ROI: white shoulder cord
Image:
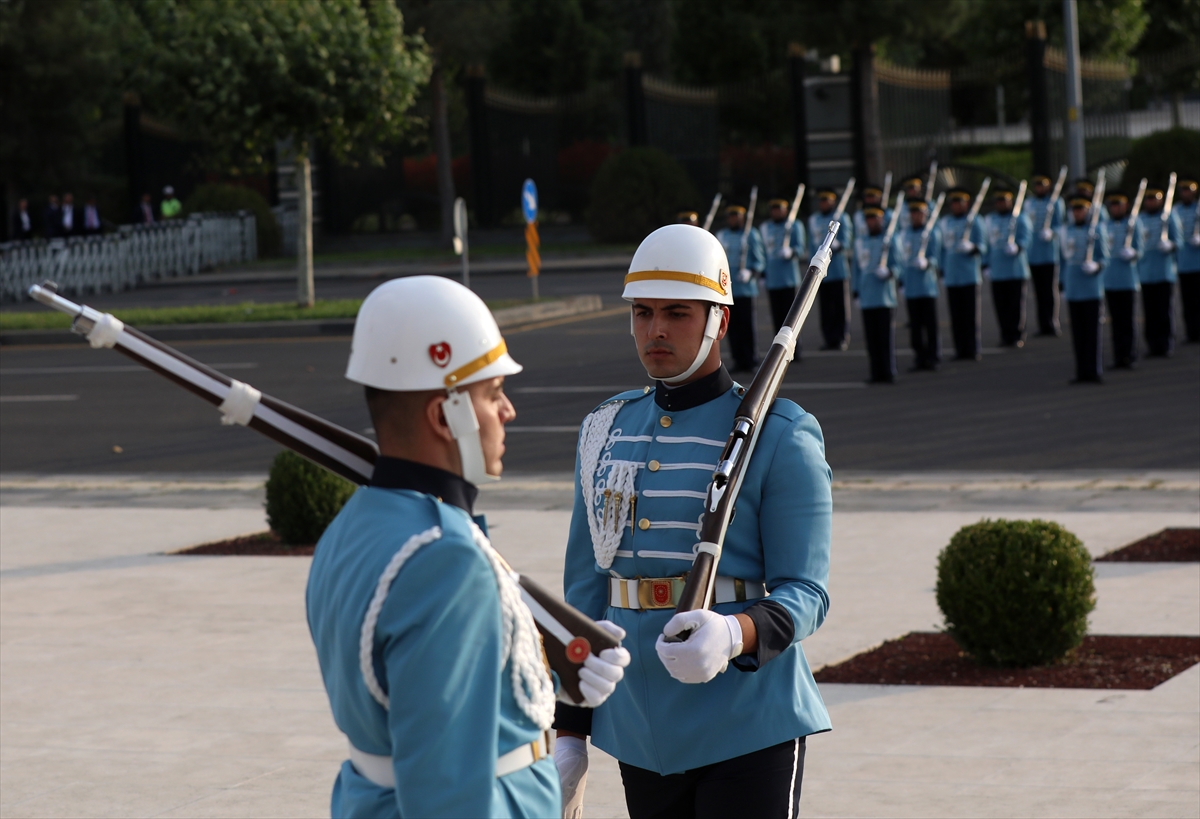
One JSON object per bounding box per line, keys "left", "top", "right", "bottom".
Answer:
{"left": 579, "top": 401, "right": 639, "bottom": 569}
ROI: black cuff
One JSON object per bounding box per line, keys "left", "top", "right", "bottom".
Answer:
{"left": 553, "top": 702, "right": 592, "bottom": 735}
{"left": 731, "top": 599, "right": 795, "bottom": 672}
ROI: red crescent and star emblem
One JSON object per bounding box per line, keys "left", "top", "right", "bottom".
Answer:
{"left": 566, "top": 637, "right": 591, "bottom": 663}
{"left": 718, "top": 270, "right": 730, "bottom": 294}
{"left": 428, "top": 342, "right": 452, "bottom": 367}
{"left": 652, "top": 580, "right": 672, "bottom": 606}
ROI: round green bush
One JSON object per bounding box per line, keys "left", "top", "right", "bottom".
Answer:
{"left": 935, "top": 519, "right": 1096, "bottom": 667}
{"left": 183, "top": 183, "right": 282, "bottom": 257}
{"left": 1121, "top": 128, "right": 1200, "bottom": 191}
{"left": 265, "top": 451, "right": 356, "bottom": 545}
{"left": 586, "top": 147, "right": 699, "bottom": 243}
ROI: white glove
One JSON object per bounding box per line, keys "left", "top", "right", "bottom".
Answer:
{"left": 916, "top": 255, "right": 929, "bottom": 271}
{"left": 655, "top": 610, "right": 743, "bottom": 684}
{"left": 1189, "top": 234, "right": 1200, "bottom": 247}
{"left": 782, "top": 245, "right": 794, "bottom": 260}
{"left": 1004, "top": 241, "right": 1019, "bottom": 256}
{"left": 1081, "top": 260, "right": 1100, "bottom": 275}
{"left": 737, "top": 268, "right": 753, "bottom": 283}
{"left": 1040, "top": 227, "right": 1054, "bottom": 242}
{"left": 1158, "top": 239, "right": 1175, "bottom": 254}
{"left": 554, "top": 736, "right": 588, "bottom": 819}
{"left": 873, "top": 265, "right": 890, "bottom": 280}
{"left": 558, "top": 620, "right": 630, "bottom": 708}
{"left": 957, "top": 241, "right": 975, "bottom": 255}
{"left": 831, "top": 239, "right": 843, "bottom": 252}
{"left": 1119, "top": 246, "right": 1137, "bottom": 261}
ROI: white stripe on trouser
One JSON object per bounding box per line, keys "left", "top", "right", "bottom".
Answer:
{"left": 787, "top": 738, "right": 800, "bottom": 819}
{"left": 347, "top": 734, "right": 547, "bottom": 789}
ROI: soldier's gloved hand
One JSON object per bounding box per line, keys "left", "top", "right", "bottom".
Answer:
{"left": 1005, "top": 241, "right": 1020, "bottom": 256}
{"left": 1158, "top": 239, "right": 1176, "bottom": 254}
{"left": 1119, "top": 246, "right": 1137, "bottom": 261}
{"left": 1040, "top": 227, "right": 1054, "bottom": 242}
{"left": 554, "top": 736, "right": 588, "bottom": 819}
{"left": 655, "top": 610, "right": 743, "bottom": 684}
{"left": 560, "top": 620, "right": 630, "bottom": 708}
{"left": 957, "top": 240, "right": 976, "bottom": 255}
{"left": 873, "top": 265, "right": 890, "bottom": 280}
{"left": 916, "top": 256, "right": 930, "bottom": 271}
{"left": 782, "top": 245, "right": 794, "bottom": 260}
{"left": 1081, "top": 260, "right": 1100, "bottom": 275}
{"left": 737, "top": 268, "right": 753, "bottom": 283}
{"left": 831, "top": 239, "right": 843, "bottom": 252}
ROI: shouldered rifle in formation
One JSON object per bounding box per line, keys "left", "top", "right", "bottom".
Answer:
{"left": 1083, "top": 171, "right": 1107, "bottom": 267}
{"left": 1005, "top": 179, "right": 1029, "bottom": 248}
{"left": 1041, "top": 165, "right": 1070, "bottom": 236}
{"left": 665, "top": 220, "right": 841, "bottom": 640}
{"left": 877, "top": 192, "right": 905, "bottom": 274}
{"left": 880, "top": 171, "right": 893, "bottom": 213}
{"left": 1161, "top": 172, "right": 1178, "bottom": 244}
{"left": 917, "top": 192, "right": 947, "bottom": 266}
{"left": 925, "top": 160, "right": 938, "bottom": 206}
{"left": 963, "top": 176, "right": 992, "bottom": 241}
{"left": 780, "top": 183, "right": 806, "bottom": 255}
{"left": 26, "top": 282, "right": 617, "bottom": 705}
{"left": 1125, "top": 178, "right": 1148, "bottom": 251}
{"left": 832, "top": 177, "right": 856, "bottom": 222}
{"left": 703, "top": 193, "right": 722, "bottom": 231}
{"left": 739, "top": 186, "right": 759, "bottom": 271}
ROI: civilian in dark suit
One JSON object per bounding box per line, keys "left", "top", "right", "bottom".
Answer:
{"left": 12, "top": 198, "right": 34, "bottom": 240}
{"left": 133, "top": 192, "right": 155, "bottom": 225}
{"left": 60, "top": 193, "right": 80, "bottom": 236}
{"left": 82, "top": 196, "right": 103, "bottom": 235}
{"left": 44, "top": 195, "right": 62, "bottom": 238}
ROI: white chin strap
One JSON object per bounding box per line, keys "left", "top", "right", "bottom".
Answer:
{"left": 640, "top": 304, "right": 724, "bottom": 386}
{"left": 442, "top": 389, "right": 500, "bottom": 485}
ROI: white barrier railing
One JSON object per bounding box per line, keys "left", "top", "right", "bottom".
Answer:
{"left": 0, "top": 211, "right": 257, "bottom": 302}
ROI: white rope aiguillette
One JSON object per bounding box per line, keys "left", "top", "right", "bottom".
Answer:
{"left": 579, "top": 401, "right": 638, "bottom": 569}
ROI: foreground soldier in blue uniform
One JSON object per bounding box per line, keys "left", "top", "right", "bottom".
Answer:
{"left": 1137, "top": 188, "right": 1182, "bottom": 357}
{"left": 940, "top": 188, "right": 988, "bottom": 360}
{"left": 1103, "top": 192, "right": 1143, "bottom": 369}
{"left": 897, "top": 198, "right": 943, "bottom": 371}
{"left": 307, "top": 277, "right": 630, "bottom": 818}
{"left": 983, "top": 189, "right": 1033, "bottom": 347}
{"left": 1060, "top": 197, "right": 1110, "bottom": 383}
{"left": 808, "top": 188, "right": 854, "bottom": 350}
{"left": 854, "top": 206, "right": 900, "bottom": 383}
{"left": 554, "top": 224, "right": 832, "bottom": 818}
{"left": 1026, "top": 174, "right": 1065, "bottom": 336}
{"left": 1177, "top": 180, "right": 1200, "bottom": 342}
{"left": 716, "top": 205, "right": 766, "bottom": 372}
{"left": 761, "top": 198, "right": 808, "bottom": 336}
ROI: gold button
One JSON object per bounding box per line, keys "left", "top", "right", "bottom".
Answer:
{"left": 648, "top": 460, "right": 660, "bottom": 471}
{"left": 660, "top": 416, "right": 672, "bottom": 428}
{"left": 638, "top": 518, "right": 651, "bottom": 531}
{"left": 643, "top": 386, "right": 651, "bottom": 394}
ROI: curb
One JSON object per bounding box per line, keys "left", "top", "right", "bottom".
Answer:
{"left": 0, "top": 294, "right": 603, "bottom": 346}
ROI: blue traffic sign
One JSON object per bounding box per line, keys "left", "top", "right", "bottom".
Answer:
{"left": 521, "top": 179, "right": 538, "bottom": 224}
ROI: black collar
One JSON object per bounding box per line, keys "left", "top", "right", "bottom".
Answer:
{"left": 655, "top": 366, "right": 734, "bottom": 412}
{"left": 370, "top": 456, "right": 477, "bottom": 514}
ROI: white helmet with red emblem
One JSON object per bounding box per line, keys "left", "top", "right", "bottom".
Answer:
{"left": 622, "top": 224, "right": 732, "bottom": 384}
{"left": 346, "top": 276, "right": 521, "bottom": 483}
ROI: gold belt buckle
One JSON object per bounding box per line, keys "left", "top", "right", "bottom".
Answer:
{"left": 637, "top": 576, "right": 685, "bottom": 609}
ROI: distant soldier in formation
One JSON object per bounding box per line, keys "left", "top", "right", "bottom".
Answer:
{"left": 1137, "top": 188, "right": 1181, "bottom": 358}
{"left": 901, "top": 176, "right": 924, "bottom": 202}
{"left": 809, "top": 188, "right": 854, "bottom": 351}
{"left": 897, "top": 198, "right": 943, "bottom": 372}
{"left": 1103, "top": 191, "right": 1142, "bottom": 369}
{"left": 678, "top": 211, "right": 700, "bottom": 227}
{"left": 940, "top": 188, "right": 988, "bottom": 361}
{"left": 853, "top": 206, "right": 899, "bottom": 383}
{"left": 1060, "top": 195, "right": 1109, "bottom": 383}
{"left": 717, "top": 205, "right": 766, "bottom": 372}
{"left": 1026, "top": 174, "right": 1065, "bottom": 336}
{"left": 852, "top": 184, "right": 888, "bottom": 239}
{"left": 983, "top": 188, "right": 1032, "bottom": 347}
{"left": 1173, "top": 179, "right": 1200, "bottom": 342}
{"left": 760, "top": 197, "right": 807, "bottom": 337}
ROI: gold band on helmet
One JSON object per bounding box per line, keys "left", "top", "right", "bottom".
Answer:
{"left": 624, "top": 269, "right": 729, "bottom": 296}
{"left": 445, "top": 339, "right": 509, "bottom": 387}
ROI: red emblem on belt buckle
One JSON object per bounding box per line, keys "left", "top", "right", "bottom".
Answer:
{"left": 566, "top": 637, "right": 590, "bottom": 663}
{"left": 652, "top": 580, "right": 671, "bottom": 606}
{"left": 429, "top": 342, "right": 452, "bottom": 367}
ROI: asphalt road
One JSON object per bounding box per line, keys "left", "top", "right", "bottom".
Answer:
{"left": 2, "top": 270, "right": 1198, "bottom": 475}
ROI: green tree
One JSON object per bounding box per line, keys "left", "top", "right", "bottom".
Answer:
{"left": 1134, "top": 0, "right": 1200, "bottom": 126}
{"left": 133, "top": 0, "right": 430, "bottom": 306}
{"left": 488, "top": 0, "right": 608, "bottom": 95}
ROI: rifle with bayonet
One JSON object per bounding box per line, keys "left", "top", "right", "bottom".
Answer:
{"left": 703, "top": 193, "right": 723, "bottom": 232}
{"left": 959, "top": 176, "right": 992, "bottom": 247}
{"left": 1005, "top": 179, "right": 1028, "bottom": 248}
{"left": 876, "top": 192, "right": 905, "bottom": 276}
{"left": 780, "top": 183, "right": 806, "bottom": 256}
{"left": 917, "top": 192, "right": 947, "bottom": 268}
{"left": 25, "top": 282, "right": 617, "bottom": 705}
{"left": 738, "top": 186, "right": 759, "bottom": 273}
{"left": 1124, "top": 178, "right": 1148, "bottom": 252}
{"left": 1040, "top": 165, "right": 1069, "bottom": 241}
{"left": 925, "top": 160, "right": 938, "bottom": 206}
{"left": 666, "top": 221, "right": 841, "bottom": 636}
{"left": 833, "top": 178, "right": 856, "bottom": 223}
{"left": 1160, "top": 172, "right": 1178, "bottom": 246}
{"left": 880, "top": 171, "right": 893, "bottom": 214}
{"left": 1083, "top": 171, "right": 1107, "bottom": 271}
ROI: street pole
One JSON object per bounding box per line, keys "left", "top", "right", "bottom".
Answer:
{"left": 1062, "top": 0, "right": 1086, "bottom": 180}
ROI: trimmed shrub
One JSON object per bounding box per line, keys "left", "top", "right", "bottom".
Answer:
{"left": 1121, "top": 128, "right": 1200, "bottom": 191}
{"left": 586, "top": 147, "right": 699, "bottom": 243}
{"left": 183, "top": 183, "right": 282, "bottom": 257}
{"left": 936, "top": 519, "right": 1096, "bottom": 667}
{"left": 265, "top": 451, "right": 356, "bottom": 545}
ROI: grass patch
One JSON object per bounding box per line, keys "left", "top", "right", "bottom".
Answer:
{"left": 956, "top": 146, "right": 1033, "bottom": 182}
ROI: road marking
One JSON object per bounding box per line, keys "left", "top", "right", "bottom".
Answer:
{"left": 505, "top": 425, "right": 580, "bottom": 433}
{"left": 504, "top": 306, "right": 628, "bottom": 334}
{"left": 0, "top": 363, "right": 257, "bottom": 375}
{"left": 0, "top": 394, "right": 79, "bottom": 402}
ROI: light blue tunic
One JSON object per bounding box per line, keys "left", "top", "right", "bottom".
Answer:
{"left": 564, "top": 388, "right": 832, "bottom": 775}
{"left": 1026, "top": 196, "right": 1064, "bottom": 266}
{"left": 807, "top": 211, "right": 854, "bottom": 281}
{"left": 760, "top": 219, "right": 807, "bottom": 289}
{"left": 939, "top": 214, "right": 989, "bottom": 287}
{"left": 1104, "top": 218, "right": 1143, "bottom": 292}
{"left": 1059, "top": 221, "right": 1110, "bottom": 301}
{"left": 983, "top": 212, "right": 1032, "bottom": 281}
{"left": 308, "top": 489, "right": 561, "bottom": 819}
{"left": 896, "top": 223, "right": 942, "bottom": 299}
{"left": 1177, "top": 201, "right": 1200, "bottom": 274}
{"left": 716, "top": 227, "right": 766, "bottom": 297}
{"left": 852, "top": 231, "right": 899, "bottom": 309}
{"left": 1137, "top": 212, "right": 1183, "bottom": 284}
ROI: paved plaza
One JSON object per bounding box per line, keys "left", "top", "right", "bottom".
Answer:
{"left": 1, "top": 475, "right": 1197, "bottom": 818}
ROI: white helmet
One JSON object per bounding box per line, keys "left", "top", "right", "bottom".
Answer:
{"left": 622, "top": 224, "right": 731, "bottom": 384}
{"left": 346, "top": 276, "right": 522, "bottom": 484}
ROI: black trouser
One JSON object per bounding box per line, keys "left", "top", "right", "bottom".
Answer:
{"left": 906, "top": 296, "right": 940, "bottom": 369}
{"left": 946, "top": 284, "right": 980, "bottom": 359}
{"left": 767, "top": 287, "right": 799, "bottom": 357}
{"left": 1178, "top": 271, "right": 1200, "bottom": 342}
{"left": 818, "top": 279, "right": 849, "bottom": 349}
{"left": 861, "top": 306, "right": 896, "bottom": 382}
{"left": 991, "top": 279, "right": 1027, "bottom": 346}
{"left": 1141, "top": 281, "right": 1175, "bottom": 357}
{"left": 1030, "top": 262, "right": 1060, "bottom": 335}
{"left": 620, "top": 737, "right": 806, "bottom": 819}
{"left": 1105, "top": 289, "right": 1137, "bottom": 367}
{"left": 728, "top": 295, "right": 758, "bottom": 371}
{"left": 1068, "top": 299, "right": 1103, "bottom": 381}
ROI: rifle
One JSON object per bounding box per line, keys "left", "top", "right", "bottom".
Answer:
{"left": 1083, "top": 171, "right": 1107, "bottom": 269}
{"left": 925, "top": 160, "right": 938, "bottom": 206}
{"left": 833, "top": 178, "right": 856, "bottom": 222}
{"left": 876, "top": 192, "right": 905, "bottom": 275}
{"left": 880, "top": 171, "right": 893, "bottom": 213}
{"left": 1041, "top": 165, "right": 1069, "bottom": 236}
{"left": 780, "top": 183, "right": 806, "bottom": 256}
{"left": 666, "top": 221, "right": 841, "bottom": 635}
{"left": 1160, "top": 172, "right": 1178, "bottom": 245}
{"left": 702, "top": 193, "right": 722, "bottom": 231}
{"left": 960, "top": 176, "right": 991, "bottom": 245}
{"left": 738, "top": 186, "right": 759, "bottom": 272}
{"left": 25, "top": 282, "right": 618, "bottom": 705}
{"left": 917, "top": 192, "right": 947, "bottom": 267}
{"left": 1124, "top": 178, "right": 1148, "bottom": 252}
{"left": 1005, "top": 179, "right": 1029, "bottom": 248}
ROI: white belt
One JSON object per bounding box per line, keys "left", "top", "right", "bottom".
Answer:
{"left": 347, "top": 732, "right": 548, "bottom": 789}
{"left": 609, "top": 575, "right": 767, "bottom": 610}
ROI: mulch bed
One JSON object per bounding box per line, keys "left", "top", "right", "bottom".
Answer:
{"left": 814, "top": 632, "right": 1200, "bottom": 690}
{"left": 1095, "top": 528, "right": 1199, "bottom": 562}
{"left": 171, "top": 530, "right": 314, "bottom": 556}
